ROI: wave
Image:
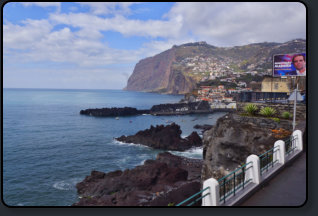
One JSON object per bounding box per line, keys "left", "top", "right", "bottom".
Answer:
{"left": 53, "top": 178, "right": 82, "bottom": 191}
{"left": 168, "top": 147, "right": 203, "bottom": 159}
{"left": 112, "top": 139, "right": 152, "bottom": 149}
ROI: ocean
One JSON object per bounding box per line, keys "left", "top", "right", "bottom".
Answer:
{"left": 2, "top": 88, "right": 227, "bottom": 206}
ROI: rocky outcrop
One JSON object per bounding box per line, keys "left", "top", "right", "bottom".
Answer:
{"left": 80, "top": 101, "right": 213, "bottom": 117}
{"left": 150, "top": 101, "right": 211, "bottom": 115}
{"left": 80, "top": 107, "right": 150, "bottom": 117}
{"left": 73, "top": 152, "right": 202, "bottom": 206}
{"left": 116, "top": 123, "right": 202, "bottom": 151}
{"left": 201, "top": 113, "right": 292, "bottom": 181}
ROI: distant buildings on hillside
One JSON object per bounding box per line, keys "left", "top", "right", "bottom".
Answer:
{"left": 192, "top": 75, "right": 306, "bottom": 107}
{"left": 196, "top": 85, "right": 252, "bottom": 103}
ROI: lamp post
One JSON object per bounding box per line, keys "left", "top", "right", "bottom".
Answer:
{"left": 292, "top": 84, "right": 298, "bottom": 131}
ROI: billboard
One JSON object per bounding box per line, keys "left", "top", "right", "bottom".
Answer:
{"left": 273, "top": 53, "right": 306, "bottom": 77}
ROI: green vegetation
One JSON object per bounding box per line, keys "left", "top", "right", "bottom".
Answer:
{"left": 168, "top": 202, "right": 175, "bottom": 206}
{"left": 198, "top": 78, "right": 238, "bottom": 89}
{"left": 259, "top": 107, "right": 277, "bottom": 117}
{"left": 229, "top": 64, "right": 244, "bottom": 72}
{"left": 270, "top": 117, "right": 280, "bottom": 123}
{"left": 239, "top": 60, "right": 249, "bottom": 70}
{"left": 244, "top": 104, "right": 258, "bottom": 115}
{"left": 282, "top": 111, "right": 292, "bottom": 119}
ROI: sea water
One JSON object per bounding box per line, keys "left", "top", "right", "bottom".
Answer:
{"left": 3, "top": 88, "right": 227, "bottom": 206}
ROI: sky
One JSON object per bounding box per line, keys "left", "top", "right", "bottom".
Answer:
{"left": 3, "top": 2, "right": 306, "bottom": 89}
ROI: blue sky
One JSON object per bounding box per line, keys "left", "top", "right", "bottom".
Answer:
{"left": 3, "top": 2, "right": 306, "bottom": 89}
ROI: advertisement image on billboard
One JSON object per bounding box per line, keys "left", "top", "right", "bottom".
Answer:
{"left": 273, "top": 53, "right": 306, "bottom": 77}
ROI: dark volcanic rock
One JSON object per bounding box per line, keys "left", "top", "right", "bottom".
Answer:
{"left": 80, "top": 107, "right": 150, "bottom": 117}
{"left": 116, "top": 123, "right": 202, "bottom": 151}
{"left": 150, "top": 101, "right": 211, "bottom": 114}
{"left": 194, "top": 124, "right": 213, "bottom": 132}
{"left": 201, "top": 113, "right": 292, "bottom": 181}
{"left": 73, "top": 152, "right": 203, "bottom": 206}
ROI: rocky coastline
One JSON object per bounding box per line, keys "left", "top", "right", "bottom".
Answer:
{"left": 74, "top": 109, "right": 305, "bottom": 206}
{"left": 116, "top": 123, "right": 202, "bottom": 151}
{"left": 73, "top": 152, "right": 202, "bottom": 206}
{"left": 79, "top": 101, "right": 229, "bottom": 117}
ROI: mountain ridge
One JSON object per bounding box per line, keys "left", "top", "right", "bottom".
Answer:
{"left": 125, "top": 39, "right": 306, "bottom": 94}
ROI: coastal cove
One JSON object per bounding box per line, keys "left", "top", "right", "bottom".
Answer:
{"left": 3, "top": 88, "right": 227, "bottom": 206}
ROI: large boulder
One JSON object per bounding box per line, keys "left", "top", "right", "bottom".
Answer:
{"left": 73, "top": 152, "right": 203, "bottom": 206}
{"left": 201, "top": 113, "right": 292, "bottom": 181}
{"left": 116, "top": 123, "right": 202, "bottom": 151}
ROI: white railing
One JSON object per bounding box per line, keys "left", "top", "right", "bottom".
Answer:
{"left": 202, "top": 129, "right": 303, "bottom": 206}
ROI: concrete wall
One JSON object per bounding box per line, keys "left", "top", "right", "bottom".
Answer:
{"left": 261, "top": 76, "right": 306, "bottom": 92}
{"left": 261, "top": 77, "right": 291, "bottom": 93}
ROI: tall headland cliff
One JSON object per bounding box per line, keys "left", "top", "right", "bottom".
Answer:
{"left": 125, "top": 39, "right": 306, "bottom": 94}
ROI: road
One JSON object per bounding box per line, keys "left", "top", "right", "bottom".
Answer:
{"left": 240, "top": 152, "right": 306, "bottom": 206}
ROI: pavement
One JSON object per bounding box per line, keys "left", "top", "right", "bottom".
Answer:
{"left": 240, "top": 151, "right": 307, "bottom": 206}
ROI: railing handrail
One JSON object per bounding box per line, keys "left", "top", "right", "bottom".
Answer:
{"left": 258, "top": 145, "right": 279, "bottom": 158}
{"left": 217, "top": 161, "right": 252, "bottom": 183}
{"left": 174, "top": 130, "right": 303, "bottom": 206}
{"left": 176, "top": 187, "right": 210, "bottom": 206}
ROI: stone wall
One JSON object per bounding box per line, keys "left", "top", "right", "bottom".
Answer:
{"left": 236, "top": 102, "right": 306, "bottom": 120}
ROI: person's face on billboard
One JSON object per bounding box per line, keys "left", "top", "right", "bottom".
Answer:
{"left": 293, "top": 55, "right": 306, "bottom": 71}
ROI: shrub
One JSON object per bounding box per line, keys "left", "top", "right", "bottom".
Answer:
{"left": 168, "top": 202, "right": 175, "bottom": 206}
{"left": 259, "top": 107, "right": 276, "bottom": 117}
{"left": 243, "top": 104, "right": 258, "bottom": 115}
{"left": 270, "top": 117, "right": 280, "bottom": 123}
{"left": 282, "top": 111, "right": 292, "bottom": 119}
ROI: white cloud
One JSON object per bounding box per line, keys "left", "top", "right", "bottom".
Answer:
{"left": 166, "top": 2, "right": 306, "bottom": 46}
{"left": 49, "top": 13, "right": 182, "bottom": 38}
{"left": 4, "top": 21, "right": 143, "bottom": 67}
{"left": 4, "top": 19, "right": 53, "bottom": 50}
{"left": 20, "top": 2, "right": 61, "bottom": 8}
{"left": 20, "top": 2, "right": 61, "bottom": 13}
{"left": 3, "top": 2, "right": 306, "bottom": 89}
{"left": 76, "top": 2, "right": 137, "bottom": 15}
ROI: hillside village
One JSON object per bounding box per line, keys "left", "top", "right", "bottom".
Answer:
{"left": 175, "top": 55, "right": 269, "bottom": 83}
{"left": 126, "top": 39, "right": 306, "bottom": 99}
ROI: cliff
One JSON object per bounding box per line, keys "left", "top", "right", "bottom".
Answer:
{"left": 125, "top": 47, "right": 197, "bottom": 94}
{"left": 125, "top": 39, "right": 305, "bottom": 94}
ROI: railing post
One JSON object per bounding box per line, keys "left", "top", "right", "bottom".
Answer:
{"left": 202, "top": 178, "right": 220, "bottom": 206}
{"left": 292, "top": 130, "right": 303, "bottom": 151}
{"left": 273, "top": 140, "right": 285, "bottom": 164}
{"left": 245, "top": 154, "right": 261, "bottom": 184}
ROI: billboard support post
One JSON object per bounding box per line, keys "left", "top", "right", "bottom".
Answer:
{"left": 292, "top": 83, "right": 298, "bottom": 131}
